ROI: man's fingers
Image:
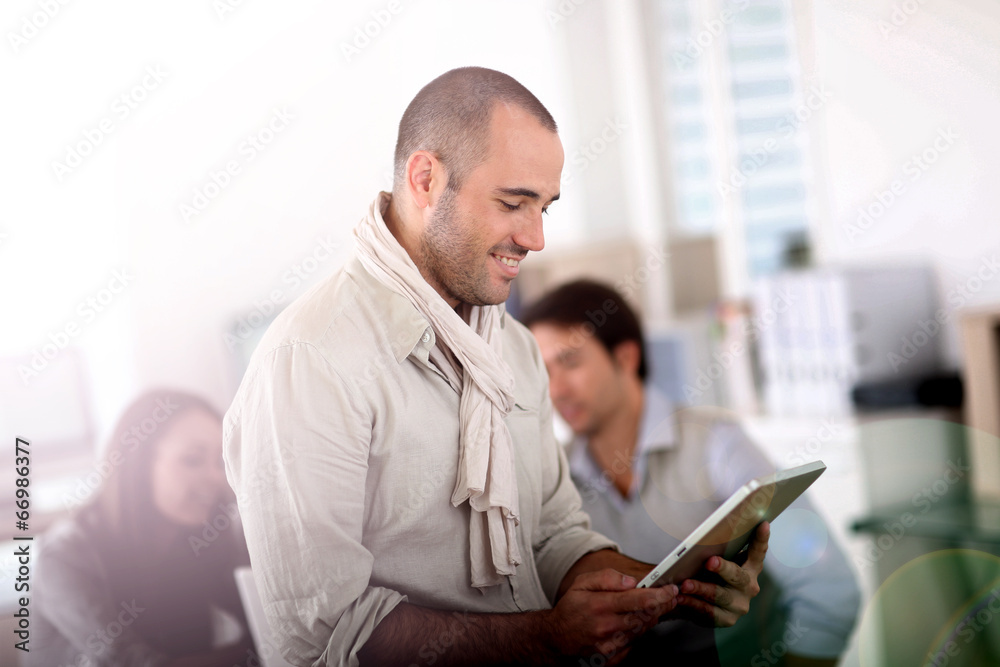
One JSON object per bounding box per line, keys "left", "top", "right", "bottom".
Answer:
{"left": 744, "top": 521, "right": 770, "bottom": 575}
{"left": 573, "top": 568, "right": 639, "bottom": 592}
{"left": 674, "top": 593, "right": 742, "bottom": 628}
{"left": 672, "top": 594, "right": 725, "bottom": 627}
{"left": 680, "top": 578, "right": 730, "bottom": 607}
{"left": 707, "top": 555, "right": 752, "bottom": 590}
{"left": 606, "top": 585, "right": 679, "bottom": 616}
{"left": 679, "top": 577, "right": 751, "bottom": 616}
{"left": 569, "top": 570, "right": 679, "bottom": 623}
{"left": 671, "top": 525, "right": 770, "bottom": 629}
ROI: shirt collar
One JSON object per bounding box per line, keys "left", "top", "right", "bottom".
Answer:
{"left": 346, "top": 254, "right": 434, "bottom": 363}
{"left": 344, "top": 193, "right": 437, "bottom": 365}
{"left": 636, "top": 384, "right": 678, "bottom": 455}
{"left": 346, "top": 192, "right": 510, "bottom": 367}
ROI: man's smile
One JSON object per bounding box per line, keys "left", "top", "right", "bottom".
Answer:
{"left": 490, "top": 251, "right": 526, "bottom": 277}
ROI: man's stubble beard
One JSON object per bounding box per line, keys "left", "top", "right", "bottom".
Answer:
{"left": 419, "top": 186, "right": 511, "bottom": 307}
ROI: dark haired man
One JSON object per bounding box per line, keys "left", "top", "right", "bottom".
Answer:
{"left": 224, "top": 68, "right": 768, "bottom": 666}
{"left": 522, "top": 279, "right": 860, "bottom": 666}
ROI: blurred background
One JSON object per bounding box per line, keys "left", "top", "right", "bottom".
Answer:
{"left": 3, "top": 0, "right": 1000, "bottom": 664}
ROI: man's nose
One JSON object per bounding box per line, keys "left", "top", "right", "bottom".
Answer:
{"left": 513, "top": 211, "right": 545, "bottom": 252}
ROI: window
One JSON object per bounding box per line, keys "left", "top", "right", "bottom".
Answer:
{"left": 650, "top": 0, "right": 818, "bottom": 289}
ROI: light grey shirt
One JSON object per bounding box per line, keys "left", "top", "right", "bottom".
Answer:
{"left": 569, "top": 386, "right": 860, "bottom": 660}
{"left": 223, "top": 250, "right": 617, "bottom": 667}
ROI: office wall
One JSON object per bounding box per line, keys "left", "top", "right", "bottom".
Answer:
{"left": 2, "top": 0, "right": 615, "bottom": 441}
{"left": 811, "top": 0, "right": 1000, "bottom": 367}
{"left": 6, "top": 0, "right": 1000, "bottom": 441}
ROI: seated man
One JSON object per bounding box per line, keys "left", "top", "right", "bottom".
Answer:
{"left": 522, "top": 279, "right": 861, "bottom": 666}
{"left": 223, "top": 68, "right": 770, "bottom": 666}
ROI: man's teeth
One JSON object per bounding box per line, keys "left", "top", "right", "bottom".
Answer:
{"left": 494, "top": 254, "right": 519, "bottom": 267}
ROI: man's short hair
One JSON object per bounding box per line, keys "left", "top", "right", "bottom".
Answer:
{"left": 520, "top": 279, "right": 649, "bottom": 381}
{"left": 393, "top": 66, "right": 557, "bottom": 194}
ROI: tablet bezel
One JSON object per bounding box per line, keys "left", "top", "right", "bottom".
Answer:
{"left": 636, "top": 460, "right": 827, "bottom": 589}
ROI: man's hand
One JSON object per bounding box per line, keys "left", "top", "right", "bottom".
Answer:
{"left": 556, "top": 548, "right": 655, "bottom": 601}
{"left": 358, "top": 570, "right": 678, "bottom": 667}
{"left": 672, "top": 521, "right": 770, "bottom": 627}
{"left": 545, "top": 568, "right": 679, "bottom": 665}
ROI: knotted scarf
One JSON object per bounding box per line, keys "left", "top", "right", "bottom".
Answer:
{"left": 353, "top": 192, "right": 522, "bottom": 590}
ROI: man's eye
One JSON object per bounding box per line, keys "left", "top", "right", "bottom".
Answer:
{"left": 500, "top": 200, "right": 520, "bottom": 211}
{"left": 542, "top": 207, "right": 550, "bottom": 215}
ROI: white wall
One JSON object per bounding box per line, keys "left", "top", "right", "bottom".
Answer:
{"left": 546, "top": 0, "right": 675, "bottom": 321}
{"left": 5, "top": 0, "right": 1000, "bottom": 471}
{"left": 1, "top": 0, "right": 600, "bottom": 441}
{"left": 810, "top": 0, "right": 1000, "bottom": 367}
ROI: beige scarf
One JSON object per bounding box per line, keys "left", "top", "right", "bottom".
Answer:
{"left": 354, "top": 192, "right": 522, "bottom": 590}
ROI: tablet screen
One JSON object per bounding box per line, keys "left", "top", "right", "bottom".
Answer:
{"left": 637, "top": 460, "right": 826, "bottom": 588}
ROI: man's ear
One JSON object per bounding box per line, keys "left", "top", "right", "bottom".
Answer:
{"left": 403, "top": 151, "right": 447, "bottom": 210}
{"left": 611, "top": 340, "right": 641, "bottom": 377}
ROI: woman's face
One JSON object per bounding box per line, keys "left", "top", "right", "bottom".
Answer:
{"left": 150, "top": 408, "right": 228, "bottom": 526}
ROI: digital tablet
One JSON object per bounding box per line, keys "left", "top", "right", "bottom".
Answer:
{"left": 637, "top": 460, "right": 826, "bottom": 589}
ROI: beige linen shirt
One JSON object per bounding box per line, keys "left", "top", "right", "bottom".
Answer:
{"left": 223, "top": 231, "right": 617, "bottom": 667}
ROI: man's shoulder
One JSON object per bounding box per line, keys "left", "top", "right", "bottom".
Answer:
{"left": 665, "top": 400, "right": 742, "bottom": 431}
{"left": 501, "top": 311, "right": 541, "bottom": 360}
{"left": 226, "top": 256, "right": 391, "bottom": 432}
{"left": 502, "top": 312, "right": 548, "bottom": 405}
{"left": 251, "top": 254, "right": 389, "bottom": 362}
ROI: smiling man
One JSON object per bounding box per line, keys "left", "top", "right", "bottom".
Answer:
{"left": 223, "top": 67, "right": 768, "bottom": 667}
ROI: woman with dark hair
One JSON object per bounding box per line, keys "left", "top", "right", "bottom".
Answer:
{"left": 31, "top": 389, "right": 256, "bottom": 667}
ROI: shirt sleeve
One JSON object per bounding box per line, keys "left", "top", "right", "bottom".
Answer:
{"left": 531, "top": 363, "right": 620, "bottom": 605}
{"left": 35, "top": 525, "right": 170, "bottom": 667}
{"left": 223, "top": 342, "right": 406, "bottom": 667}
{"left": 706, "top": 421, "right": 861, "bottom": 658}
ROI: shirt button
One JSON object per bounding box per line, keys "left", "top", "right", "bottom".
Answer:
{"left": 421, "top": 331, "right": 431, "bottom": 343}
